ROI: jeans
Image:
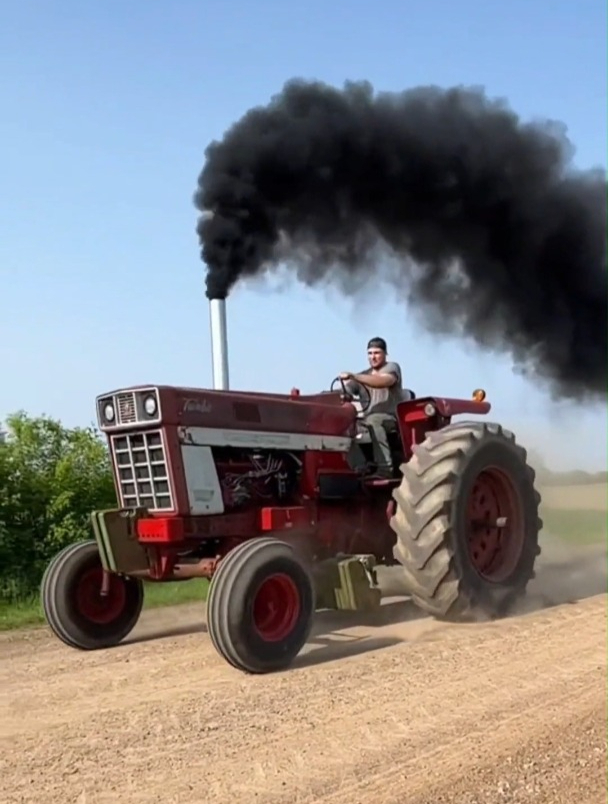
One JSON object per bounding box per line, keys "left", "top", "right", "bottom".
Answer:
{"left": 365, "top": 412, "right": 398, "bottom": 473}
{"left": 348, "top": 412, "right": 397, "bottom": 476}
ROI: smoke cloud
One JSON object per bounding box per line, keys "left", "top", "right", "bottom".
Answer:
{"left": 193, "top": 79, "right": 607, "bottom": 400}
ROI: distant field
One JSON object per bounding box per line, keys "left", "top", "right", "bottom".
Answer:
{"left": 537, "top": 483, "right": 606, "bottom": 546}
{"left": 539, "top": 483, "right": 607, "bottom": 512}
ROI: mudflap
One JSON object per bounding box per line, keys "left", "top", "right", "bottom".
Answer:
{"left": 90, "top": 508, "right": 150, "bottom": 575}
{"left": 313, "top": 555, "right": 381, "bottom": 612}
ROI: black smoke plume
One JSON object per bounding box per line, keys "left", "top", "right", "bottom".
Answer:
{"left": 193, "top": 79, "right": 607, "bottom": 400}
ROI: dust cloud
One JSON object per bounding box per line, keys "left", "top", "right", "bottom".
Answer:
{"left": 517, "top": 536, "right": 607, "bottom": 614}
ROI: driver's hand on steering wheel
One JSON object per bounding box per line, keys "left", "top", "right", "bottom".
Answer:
{"left": 339, "top": 372, "right": 354, "bottom": 381}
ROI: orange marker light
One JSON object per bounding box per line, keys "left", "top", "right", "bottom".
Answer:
{"left": 472, "top": 388, "right": 486, "bottom": 402}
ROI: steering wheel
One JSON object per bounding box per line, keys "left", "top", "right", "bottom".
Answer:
{"left": 330, "top": 376, "right": 372, "bottom": 414}
{"left": 330, "top": 376, "right": 350, "bottom": 397}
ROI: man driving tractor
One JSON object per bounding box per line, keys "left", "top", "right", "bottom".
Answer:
{"left": 340, "top": 337, "right": 404, "bottom": 479}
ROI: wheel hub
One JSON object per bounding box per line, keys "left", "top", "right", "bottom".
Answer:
{"left": 467, "top": 467, "right": 524, "bottom": 582}
{"left": 75, "top": 567, "right": 127, "bottom": 625}
{"left": 252, "top": 573, "right": 301, "bottom": 642}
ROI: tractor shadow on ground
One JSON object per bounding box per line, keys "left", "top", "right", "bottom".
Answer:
{"left": 292, "top": 596, "right": 425, "bottom": 670}
{"left": 294, "top": 542, "right": 608, "bottom": 668}
{"left": 124, "top": 596, "right": 423, "bottom": 650}
{"left": 125, "top": 614, "right": 208, "bottom": 646}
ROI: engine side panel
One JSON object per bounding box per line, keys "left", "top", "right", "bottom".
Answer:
{"left": 180, "top": 444, "right": 225, "bottom": 515}
{"left": 165, "top": 387, "right": 358, "bottom": 438}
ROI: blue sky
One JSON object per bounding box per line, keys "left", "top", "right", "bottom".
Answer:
{"left": 1, "top": 0, "right": 606, "bottom": 469}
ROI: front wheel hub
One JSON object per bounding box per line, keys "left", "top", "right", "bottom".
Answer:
{"left": 252, "top": 573, "right": 301, "bottom": 642}
{"left": 75, "top": 567, "right": 128, "bottom": 625}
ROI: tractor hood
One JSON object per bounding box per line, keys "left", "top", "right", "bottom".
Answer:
{"left": 96, "top": 384, "right": 358, "bottom": 439}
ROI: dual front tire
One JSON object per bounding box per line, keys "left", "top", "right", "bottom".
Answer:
{"left": 39, "top": 536, "right": 317, "bottom": 675}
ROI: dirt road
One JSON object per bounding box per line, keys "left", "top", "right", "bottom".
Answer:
{"left": 1, "top": 541, "right": 606, "bottom": 804}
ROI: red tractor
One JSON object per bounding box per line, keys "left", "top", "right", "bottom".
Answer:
{"left": 40, "top": 381, "right": 542, "bottom": 673}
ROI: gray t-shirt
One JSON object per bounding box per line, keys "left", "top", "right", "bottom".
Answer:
{"left": 345, "top": 361, "right": 403, "bottom": 416}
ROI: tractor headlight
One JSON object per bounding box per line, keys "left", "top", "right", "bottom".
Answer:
{"left": 424, "top": 403, "right": 436, "bottom": 417}
{"left": 143, "top": 395, "right": 157, "bottom": 416}
{"left": 103, "top": 403, "right": 115, "bottom": 422}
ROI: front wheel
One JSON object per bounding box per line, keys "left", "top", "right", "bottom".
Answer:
{"left": 206, "top": 537, "right": 315, "bottom": 674}
{"left": 40, "top": 540, "right": 144, "bottom": 649}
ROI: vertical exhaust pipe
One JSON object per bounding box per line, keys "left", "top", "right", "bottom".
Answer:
{"left": 209, "top": 297, "right": 230, "bottom": 390}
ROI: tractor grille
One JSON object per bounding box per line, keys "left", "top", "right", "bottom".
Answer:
{"left": 111, "top": 431, "right": 173, "bottom": 511}
{"left": 116, "top": 392, "right": 137, "bottom": 425}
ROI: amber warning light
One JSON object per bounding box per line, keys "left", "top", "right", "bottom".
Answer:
{"left": 472, "top": 388, "right": 487, "bottom": 402}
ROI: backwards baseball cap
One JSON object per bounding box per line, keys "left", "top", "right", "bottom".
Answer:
{"left": 367, "top": 337, "right": 387, "bottom": 352}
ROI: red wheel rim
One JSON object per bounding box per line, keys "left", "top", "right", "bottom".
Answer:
{"left": 252, "top": 573, "right": 301, "bottom": 642}
{"left": 467, "top": 467, "right": 524, "bottom": 583}
{"left": 74, "top": 567, "right": 127, "bottom": 625}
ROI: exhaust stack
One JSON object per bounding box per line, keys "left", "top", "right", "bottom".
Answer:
{"left": 209, "top": 297, "right": 230, "bottom": 390}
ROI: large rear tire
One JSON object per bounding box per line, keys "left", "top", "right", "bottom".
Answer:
{"left": 207, "top": 537, "right": 315, "bottom": 674}
{"left": 390, "top": 422, "right": 542, "bottom": 620}
{"left": 40, "top": 540, "right": 144, "bottom": 649}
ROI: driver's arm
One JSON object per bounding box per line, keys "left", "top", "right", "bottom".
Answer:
{"left": 352, "top": 366, "right": 399, "bottom": 389}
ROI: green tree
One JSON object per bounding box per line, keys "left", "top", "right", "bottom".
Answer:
{"left": 0, "top": 412, "right": 116, "bottom": 601}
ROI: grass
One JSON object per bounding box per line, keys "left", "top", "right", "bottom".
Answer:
{"left": 539, "top": 507, "right": 606, "bottom": 546}
{"left": 0, "top": 505, "right": 605, "bottom": 633}
{"left": 0, "top": 578, "right": 209, "bottom": 633}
